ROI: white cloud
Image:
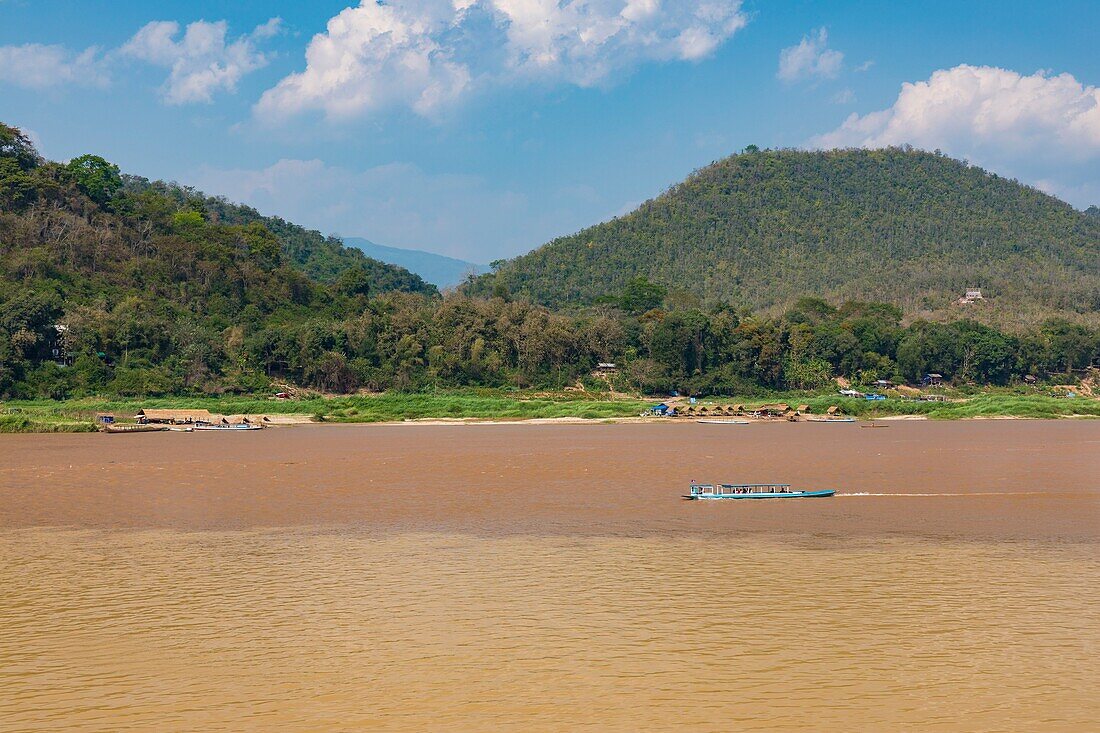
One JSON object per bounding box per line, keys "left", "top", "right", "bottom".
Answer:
{"left": 189, "top": 158, "right": 617, "bottom": 260}
{"left": 810, "top": 64, "right": 1100, "bottom": 207}
{"left": 122, "top": 18, "right": 281, "bottom": 104}
{"left": 0, "top": 44, "right": 108, "bottom": 89}
{"left": 777, "top": 28, "right": 842, "bottom": 82}
{"left": 811, "top": 65, "right": 1100, "bottom": 156}
{"left": 256, "top": 0, "right": 747, "bottom": 121}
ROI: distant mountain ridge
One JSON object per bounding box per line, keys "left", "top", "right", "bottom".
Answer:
{"left": 342, "top": 237, "right": 485, "bottom": 288}
{"left": 474, "top": 148, "right": 1100, "bottom": 320}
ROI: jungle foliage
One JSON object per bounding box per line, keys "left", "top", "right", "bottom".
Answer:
{"left": 2, "top": 125, "right": 1097, "bottom": 399}
{"left": 472, "top": 148, "right": 1100, "bottom": 320}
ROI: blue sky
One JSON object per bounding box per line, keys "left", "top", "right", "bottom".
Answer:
{"left": 2, "top": 0, "right": 1099, "bottom": 262}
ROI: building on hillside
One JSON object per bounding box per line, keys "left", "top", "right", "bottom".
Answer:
{"left": 595, "top": 362, "right": 618, "bottom": 373}
{"left": 922, "top": 373, "right": 944, "bottom": 387}
{"left": 957, "top": 288, "right": 985, "bottom": 305}
{"left": 136, "top": 408, "right": 214, "bottom": 425}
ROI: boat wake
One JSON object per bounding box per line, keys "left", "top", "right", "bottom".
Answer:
{"left": 840, "top": 491, "right": 1046, "bottom": 497}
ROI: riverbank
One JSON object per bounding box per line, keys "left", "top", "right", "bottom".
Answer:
{"left": 1, "top": 390, "right": 1097, "bottom": 433}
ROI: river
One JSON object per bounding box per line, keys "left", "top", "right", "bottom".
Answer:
{"left": 1, "top": 421, "right": 1097, "bottom": 731}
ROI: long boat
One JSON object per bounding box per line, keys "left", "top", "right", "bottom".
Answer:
{"left": 683, "top": 483, "right": 836, "bottom": 500}
{"left": 192, "top": 423, "right": 264, "bottom": 431}
{"left": 102, "top": 423, "right": 168, "bottom": 434}
{"left": 696, "top": 419, "right": 750, "bottom": 425}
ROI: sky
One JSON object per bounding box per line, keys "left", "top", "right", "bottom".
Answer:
{"left": 2, "top": 0, "right": 1099, "bottom": 263}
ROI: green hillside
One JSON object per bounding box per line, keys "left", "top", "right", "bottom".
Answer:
{"left": 476, "top": 148, "right": 1100, "bottom": 320}
{"left": 120, "top": 176, "right": 436, "bottom": 290}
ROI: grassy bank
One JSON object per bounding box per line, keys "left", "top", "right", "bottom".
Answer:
{"left": 695, "top": 392, "right": 1100, "bottom": 420}
{"left": 1, "top": 390, "right": 1096, "bottom": 433}
{"left": 0, "top": 391, "right": 652, "bottom": 433}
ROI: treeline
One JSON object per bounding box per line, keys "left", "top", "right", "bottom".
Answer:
{"left": 474, "top": 147, "right": 1100, "bottom": 320}
{"left": 5, "top": 285, "right": 1098, "bottom": 399}
{"left": 2, "top": 124, "right": 1097, "bottom": 399}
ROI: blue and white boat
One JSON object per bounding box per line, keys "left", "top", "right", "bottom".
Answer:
{"left": 683, "top": 483, "right": 835, "bottom": 500}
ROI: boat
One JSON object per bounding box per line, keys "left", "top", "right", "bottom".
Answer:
{"left": 859, "top": 423, "right": 891, "bottom": 428}
{"left": 102, "top": 423, "right": 167, "bottom": 434}
{"left": 192, "top": 423, "right": 264, "bottom": 431}
{"left": 683, "top": 483, "right": 836, "bottom": 500}
{"left": 696, "top": 419, "right": 750, "bottom": 424}
{"left": 806, "top": 417, "right": 856, "bottom": 423}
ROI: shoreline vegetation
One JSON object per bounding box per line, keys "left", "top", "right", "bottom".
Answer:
{"left": 2, "top": 388, "right": 1098, "bottom": 433}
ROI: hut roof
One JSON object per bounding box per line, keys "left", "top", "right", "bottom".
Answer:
{"left": 795, "top": 404, "right": 810, "bottom": 413}
{"left": 136, "top": 408, "right": 214, "bottom": 422}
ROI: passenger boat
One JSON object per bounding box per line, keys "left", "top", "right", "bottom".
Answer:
{"left": 102, "top": 423, "right": 167, "bottom": 434}
{"left": 192, "top": 423, "right": 263, "bottom": 431}
{"left": 806, "top": 417, "right": 855, "bottom": 423}
{"left": 683, "top": 483, "right": 835, "bottom": 500}
{"left": 696, "top": 419, "right": 750, "bottom": 425}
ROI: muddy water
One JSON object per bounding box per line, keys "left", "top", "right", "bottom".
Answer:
{"left": 0, "top": 422, "right": 1098, "bottom": 731}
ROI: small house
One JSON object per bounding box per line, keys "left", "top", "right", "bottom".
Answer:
{"left": 922, "top": 373, "right": 944, "bottom": 387}
{"left": 957, "top": 288, "right": 985, "bottom": 305}
{"left": 839, "top": 389, "right": 863, "bottom": 398}
{"left": 874, "top": 379, "right": 893, "bottom": 389}
{"left": 649, "top": 403, "right": 672, "bottom": 416}
{"left": 96, "top": 414, "right": 115, "bottom": 425}
{"left": 595, "top": 362, "right": 618, "bottom": 374}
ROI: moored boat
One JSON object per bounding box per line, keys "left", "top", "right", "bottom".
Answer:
{"left": 102, "top": 423, "right": 168, "bottom": 433}
{"left": 683, "top": 483, "right": 835, "bottom": 499}
{"left": 192, "top": 423, "right": 263, "bottom": 431}
{"left": 696, "top": 419, "right": 750, "bottom": 424}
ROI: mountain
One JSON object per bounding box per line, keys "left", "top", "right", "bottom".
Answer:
{"left": 0, "top": 122, "right": 436, "bottom": 396}
{"left": 475, "top": 148, "right": 1100, "bottom": 319}
{"left": 1086, "top": 205, "right": 1100, "bottom": 219}
{"left": 121, "top": 178, "right": 435, "bottom": 292}
{"left": 342, "top": 237, "right": 485, "bottom": 289}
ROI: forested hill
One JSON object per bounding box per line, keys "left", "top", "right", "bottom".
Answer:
{"left": 475, "top": 148, "right": 1100, "bottom": 320}
{"left": 0, "top": 122, "right": 436, "bottom": 394}
{"left": 121, "top": 176, "right": 434, "bottom": 291}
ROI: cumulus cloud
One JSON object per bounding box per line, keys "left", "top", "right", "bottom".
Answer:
{"left": 777, "top": 28, "right": 842, "bottom": 82}
{"left": 812, "top": 65, "right": 1100, "bottom": 155}
{"left": 0, "top": 44, "right": 108, "bottom": 89}
{"left": 256, "top": 0, "right": 747, "bottom": 121}
{"left": 810, "top": 64, "right": 1100, "bottom": 206}
{"left": 190, "top": 158, "right": 617, "bottom": 260}
{"left": 122, "top": 18, "right": 281, "bottom": 104}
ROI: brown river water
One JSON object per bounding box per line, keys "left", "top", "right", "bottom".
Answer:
{"left": 1, "top": 421, "right": 1098, "bottom": 731}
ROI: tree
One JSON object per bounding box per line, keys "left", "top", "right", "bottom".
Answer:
{"left": 619, "top": 277, "right": 666, "bottom": 314}
{"left": 0, "top": 123, "right": 41, "bottom": 170}
{"left": 66, "top": 154, "right": 123, "bottom": 204}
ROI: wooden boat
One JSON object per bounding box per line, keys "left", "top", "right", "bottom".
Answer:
{"left": 696, "top": 419, "right": 750, "bottom": 424}
{"left": 192, "top": 423, "right": 263, "bottom": 431}
{"left": 860, "top": 423, "right": 891, "bottom": 428}
{"left": 806, "top": 417, "right": 855, "bottom": 423}
{"left": 102, "top": 423, "right": 167, "bottom": 433}
{"left": 684, "top": 483, "right": 836, "bottom": 500}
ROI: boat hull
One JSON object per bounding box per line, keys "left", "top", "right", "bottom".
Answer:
{"left": 683, "top": 490, "right": 836, "bottom": 500}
